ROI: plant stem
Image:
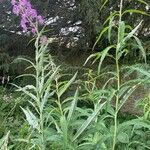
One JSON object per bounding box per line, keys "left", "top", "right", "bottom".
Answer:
{"left": 112, "top": 0, "right": 123, "bottom": 149}
{"left": 112, "top": 58, "right": 120, "bottom": 150}
{"left": 35, "top": 35, "right": 45, "bottom": 150}
{"left": 40, "top": 111, "right": 45, "bottom": 150}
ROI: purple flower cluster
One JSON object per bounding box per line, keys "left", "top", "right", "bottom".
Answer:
{"left": 11, "top": 0, "right": 44, "bottom": 34}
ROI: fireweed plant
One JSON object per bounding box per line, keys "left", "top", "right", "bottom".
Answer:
{"left": 6, "top": 0, "right": 106, "bottom": 150}
{"left": 0, "top": 0, "right": 150, "bottom": 149}
{"left": 84, "top": 0, "right": 150, "bottom": 149}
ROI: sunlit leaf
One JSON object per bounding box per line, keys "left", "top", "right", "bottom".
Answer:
{"left": 123, "top": 21, "right": 142, "bottom": 42}
{"left": 21, "top": 107, "right": 40, "bottom": 131}
{"left": 0, "top": 131, "right": 10, "bottom": 150}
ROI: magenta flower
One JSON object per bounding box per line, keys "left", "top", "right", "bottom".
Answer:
{"left": 11, "top": 0, "right": 45, "bottom": 34}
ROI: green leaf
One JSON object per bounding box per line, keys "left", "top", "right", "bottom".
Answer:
{"left": 108, "top": 16, "right": 114, "bottom": 43}
{"left": 21, "top": 107, "right": 40, "bottom": 131}
{"left": 137, "top": 0, "right": 149, "bottom": 6}
{"left": 41, "top": 66, "right": 60, "bottom": 95}
{"left": 86, "top": 45, "right": 115, "bottom": 74}
{"left": 128, "top": 141, "right": 150, "bottom": 149}
{"left": 15, "top": 57, "right": 36, "bottom": 69}
{"left": 123, "top": 21, "right": 142, "bottom": 42}
{"left": 27, "top": 37, "right": 36, "bottom": 46}
{"left": 41, "top": 91, "right": 55, "bottom": 112}
{"left": 58, "top": 72, "right": 77, "bottom": 98}
{"left": 97, "top": 45, "right": 115, "bottom": 74}
{"left": 28, "top": 100, "right": 40, "bottom": 114}
{"left": 0, "top": 131, "right": 10, "bottom": 150}
{"left": 133, "top": 35, "right": 146, "bottom": 62}
{"left": 117, "top": 132, "right": 129, "bottom": 143}
{"left": 15, "top": 74, "right": 36, "bottom": 79}
{"left": 67, "top": 88, "right": 78, "bottom": 122}
{"left": 12, "top": 83, "right": 38, "bottom": 102}
{"left": 122, "top": 9, "right": 150, "bottom": 16}
{"left": 100, "top": 0, "right": 108, "bottom": 11}
{"left": 117, "top": 83, "right": 140, "bottom": 112}
{"left": 118, "top": 119, "right": 150, "bottom": 133}
{"left": 92, "top": 26, "right": 109, "bottom": 51}
{"left": 84, "top": 52, "right": 99, "bottom": 66}
{"left": 118, "top": 21, "right": 125, "bottom": 43}
{"left": 103, "top": 12, "right": 118, "bottom": 25}
{"left": 72, "top": 102, "right": 106, "bottom": 141}
{"left": 60, "top": 116, "right": 68, "bottom": 142}
{"left": 117, "top": 49, "right": 128, "bottom": 59}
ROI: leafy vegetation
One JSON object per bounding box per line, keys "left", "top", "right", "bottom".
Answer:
{"left": 0, "top": 0, "right": 150, "bottom": 150}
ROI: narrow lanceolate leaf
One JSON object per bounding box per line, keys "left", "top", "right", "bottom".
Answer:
{"left": 100, "top": 0, "right": 108, "bottom": 11}
{"left": 72, "top": 102, "right": 106, "bottom": 142}
{"left": 122, "top": 9, "right": 150, "bottom": 16}
{"left": 60, "top": 116, "right": 68, "bottom": 142}
{"left": 11, "top": 83, "right": 37, "bottom": 101}
{"left": 103, "top": 12, "right": 118, "bottom": 25}
{"left": 15, "top": 74, "right": 36, "bottom": 80}
{"left": 123, "top": 21, "right": 142, "bottom": 42}
{"left": 21, "top": 107, "right": 40, "bottom": 131}
{"left": 42, "top": 66, "right": 60, "bottom": 93}
{"left": 108, "top": 16, "right": 114, "bottom": 43}
{"left": 67, "top": 88, "right": 78, "bottom": 122}
{"left": 84, "top": 52, "right": 99, "bottom": 66}
{"left": 98, "top": 45, "right": 115, "bottom": 74}
{"left": 117, "top": 83, "right": 139, "bottom": 112}
{"left": 133, "top": 35, "right": 146, "bottom": 62}
{"left": 0, "top": 131, "right": 10, "bottom": 150}
{"left": 28, "top": 100, "right": 40, "bottom": 114}
{"left": 85, "top": 45, "right": 114, "bottom": 74}
{"left": 137, "top": 0, "right": 149, "bottom": 6}
{"left": 41, "top": 91, "right": 55, "bottom": 111}
{"left": 14, "top": 57, "right": 36, "bottom": 69}
{"left": 58, "top": 72, "right": 77, "bottom": 98}
{"left": 118, "top": 21, "right": 125, "bottom": 43}
{"left": 92, "top": 26, "right": 109, "bottom": 51}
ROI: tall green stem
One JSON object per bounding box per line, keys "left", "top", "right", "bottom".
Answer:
{"left": 35, "top": 35, "right": 45, "bottom": 150}
{"left": 112, "top": 0, "right": 123, "bottom": 149}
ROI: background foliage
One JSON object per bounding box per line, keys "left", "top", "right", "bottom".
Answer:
{"left": 0, "top": 0, "right": 150, "bottom": 150}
